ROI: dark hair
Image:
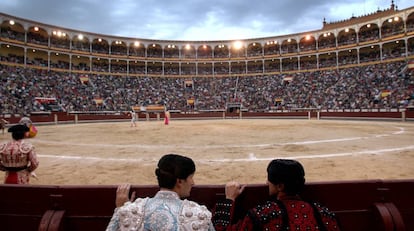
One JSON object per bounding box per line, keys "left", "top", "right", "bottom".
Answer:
{"left": 155, "top": 154, "right": 196, "bottom": 189}
{"left": 267, "top": 159, "right": 305, "bottom": 195}
{"left": 8, "top": 125, "right": 29, "bottom": 140}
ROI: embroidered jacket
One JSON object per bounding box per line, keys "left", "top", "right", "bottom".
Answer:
{"left": 0, "top": 139, "right": 39, "bottom": 184}
{"left": 106, "top": 190, "right": 215, "bottom": 231}
{"left": 213, "top": 195, "right": 340, "bottom": 231}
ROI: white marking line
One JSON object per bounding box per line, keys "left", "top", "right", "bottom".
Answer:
{"left": 38, "top": 154, "right": 158, "bottom": 162}
{"left": 38, "top": 145, "right": 414, "bottom": 163}
{"left": 32, "top": 126, "right": 406, "bottom": 149}
{"left": 393, "top": 128, "right": 405, "bottom": 135}
{"left": 36, "top": 126, "right": 412, "bottom": 162}
{"left": 200, "top": 145, "right": 414, "bottom": 163}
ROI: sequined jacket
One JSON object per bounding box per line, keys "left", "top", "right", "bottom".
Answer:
{"left": 0, "top": 139, "right": 39, "bottom": 184}
{"left": 106, "top": 190, "right": 215, "bottom": 231}
{"left": 212, "top": 195, "right": 340, "bottom": 231}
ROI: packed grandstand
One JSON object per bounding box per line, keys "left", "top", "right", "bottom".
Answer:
{"left": 1, "top": 3, "right": 414, "bottom": 231}
{"left": 0, "top": 2, "right": 413, "bottom": 117}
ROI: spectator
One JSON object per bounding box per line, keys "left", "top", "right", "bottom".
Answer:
{"left": 212, "top": 159, "right": 340, "bottom": 230}
{"left": 106, "top": 154, "right": 214, "bottom": 231}
{"left": 0, "top": 124, "right": 39, "bottom": 184}
{"left": 1, "top": 61, "right": 412, "bottom": 115}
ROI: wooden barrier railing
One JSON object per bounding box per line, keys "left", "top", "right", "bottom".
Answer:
{"left": 2, "top": 110, "right": 414, "bottom": 125}
{"left": 0, "top": 179, "right": 412, "bottom": 231}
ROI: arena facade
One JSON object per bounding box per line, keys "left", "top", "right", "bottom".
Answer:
{"left": 0, "top": 4, "right": 412, "bottom": 75}
{"left": 0, "top": 2, "right": 414, "bottom": 231}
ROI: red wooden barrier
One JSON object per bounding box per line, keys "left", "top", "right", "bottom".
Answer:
{"left": 0, "top": 180, "right": 412, "bottom": 231}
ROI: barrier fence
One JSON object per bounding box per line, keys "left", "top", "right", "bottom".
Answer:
{"left": 0, "top": 180, "right": 413, "bottom": 231}
{"left": 1, "top": 110, "right": 414, "bottom": 125}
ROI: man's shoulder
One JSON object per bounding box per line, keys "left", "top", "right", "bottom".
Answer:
{"left": 19, "top": 140, "right": 34, "bottom": 153}
{"left": 311, "top": 201, "right": 337, "bottom": 218}
{"left": 115, "top": 197, "right": 149, "bottom": 231}
{"left": 180, "top": 199, "right": 213, "bottom": 230}
{"left": 250, "top": 200, "right": 282, "bottom": 215}
{"left": 124, "top": 197, "right": 149, "bottom": 208}
{"left": 182, "top": 199, "right": 211, "bottom": 212}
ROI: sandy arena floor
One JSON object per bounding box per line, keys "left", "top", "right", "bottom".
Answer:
{"left": 1, "top": 119, "right": 413, "bottom": 186}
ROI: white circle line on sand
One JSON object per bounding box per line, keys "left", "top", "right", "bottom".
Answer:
{"left": 205, "top": 145, "right": 414, "bottom": 163}
{"left": 35, "top": 124, "right": 412, "bottom": 162}
{"left": 32, "top": 126, "right": 406, "bottom": 149}
{"left": 38, "top": 145, "right": 414, "bottom": 163}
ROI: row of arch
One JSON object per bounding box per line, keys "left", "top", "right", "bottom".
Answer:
{"left": 1, "top": 37, "right": 412, "bottom": 75}
{"left": 1, "top": 7, "right": 413, "bottom": 59}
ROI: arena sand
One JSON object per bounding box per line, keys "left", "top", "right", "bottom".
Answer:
{"left": 1, "top": 119, "right": 413, "bottom": 186}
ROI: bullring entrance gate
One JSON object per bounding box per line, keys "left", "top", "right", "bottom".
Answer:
{"left": 132, "top": 105, "right": 165, "bottom": 121}
{"left": 226, "top": 102, "right": 243, "bottom": 119}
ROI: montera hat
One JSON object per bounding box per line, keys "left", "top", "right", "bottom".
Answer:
{"left": 8, "top": 124, "right": 30, "bottom": 133}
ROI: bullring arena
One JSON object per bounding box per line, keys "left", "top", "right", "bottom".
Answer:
{"left": 2, "top": 118, "right": 413, "bottom": 186}
{"left": 1, "top": 2, "right": 414, "bottom": 230}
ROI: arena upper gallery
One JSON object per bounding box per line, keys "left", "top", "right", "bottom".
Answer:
{"left": 0, "top": 2, "right": 413, "bottom": 77}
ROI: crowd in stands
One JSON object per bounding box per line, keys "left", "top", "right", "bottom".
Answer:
{"left": 0, "top": 61, "right": 413, "bottom": 116}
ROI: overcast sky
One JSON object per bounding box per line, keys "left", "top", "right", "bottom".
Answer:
{"left": 0, "top": 0, "right": 412, "bottom": 41}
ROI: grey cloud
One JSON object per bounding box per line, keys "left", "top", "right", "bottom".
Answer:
{"left": 0, "top": 0, "right": 411, "bottom": 40}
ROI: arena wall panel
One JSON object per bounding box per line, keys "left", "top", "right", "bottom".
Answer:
{"left": 0, "top": 180, "right": 412, "bottom": 231}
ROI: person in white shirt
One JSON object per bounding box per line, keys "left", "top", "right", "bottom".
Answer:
{"left": 130, "top": 111, "right": 137, "bottom": 127}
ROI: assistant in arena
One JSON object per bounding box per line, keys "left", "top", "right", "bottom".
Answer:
{"left": 164, "top": 109, "right": 171, "bottom": 125}
{"left": 0, "top": 124, "right": 39, "bottom": 184}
